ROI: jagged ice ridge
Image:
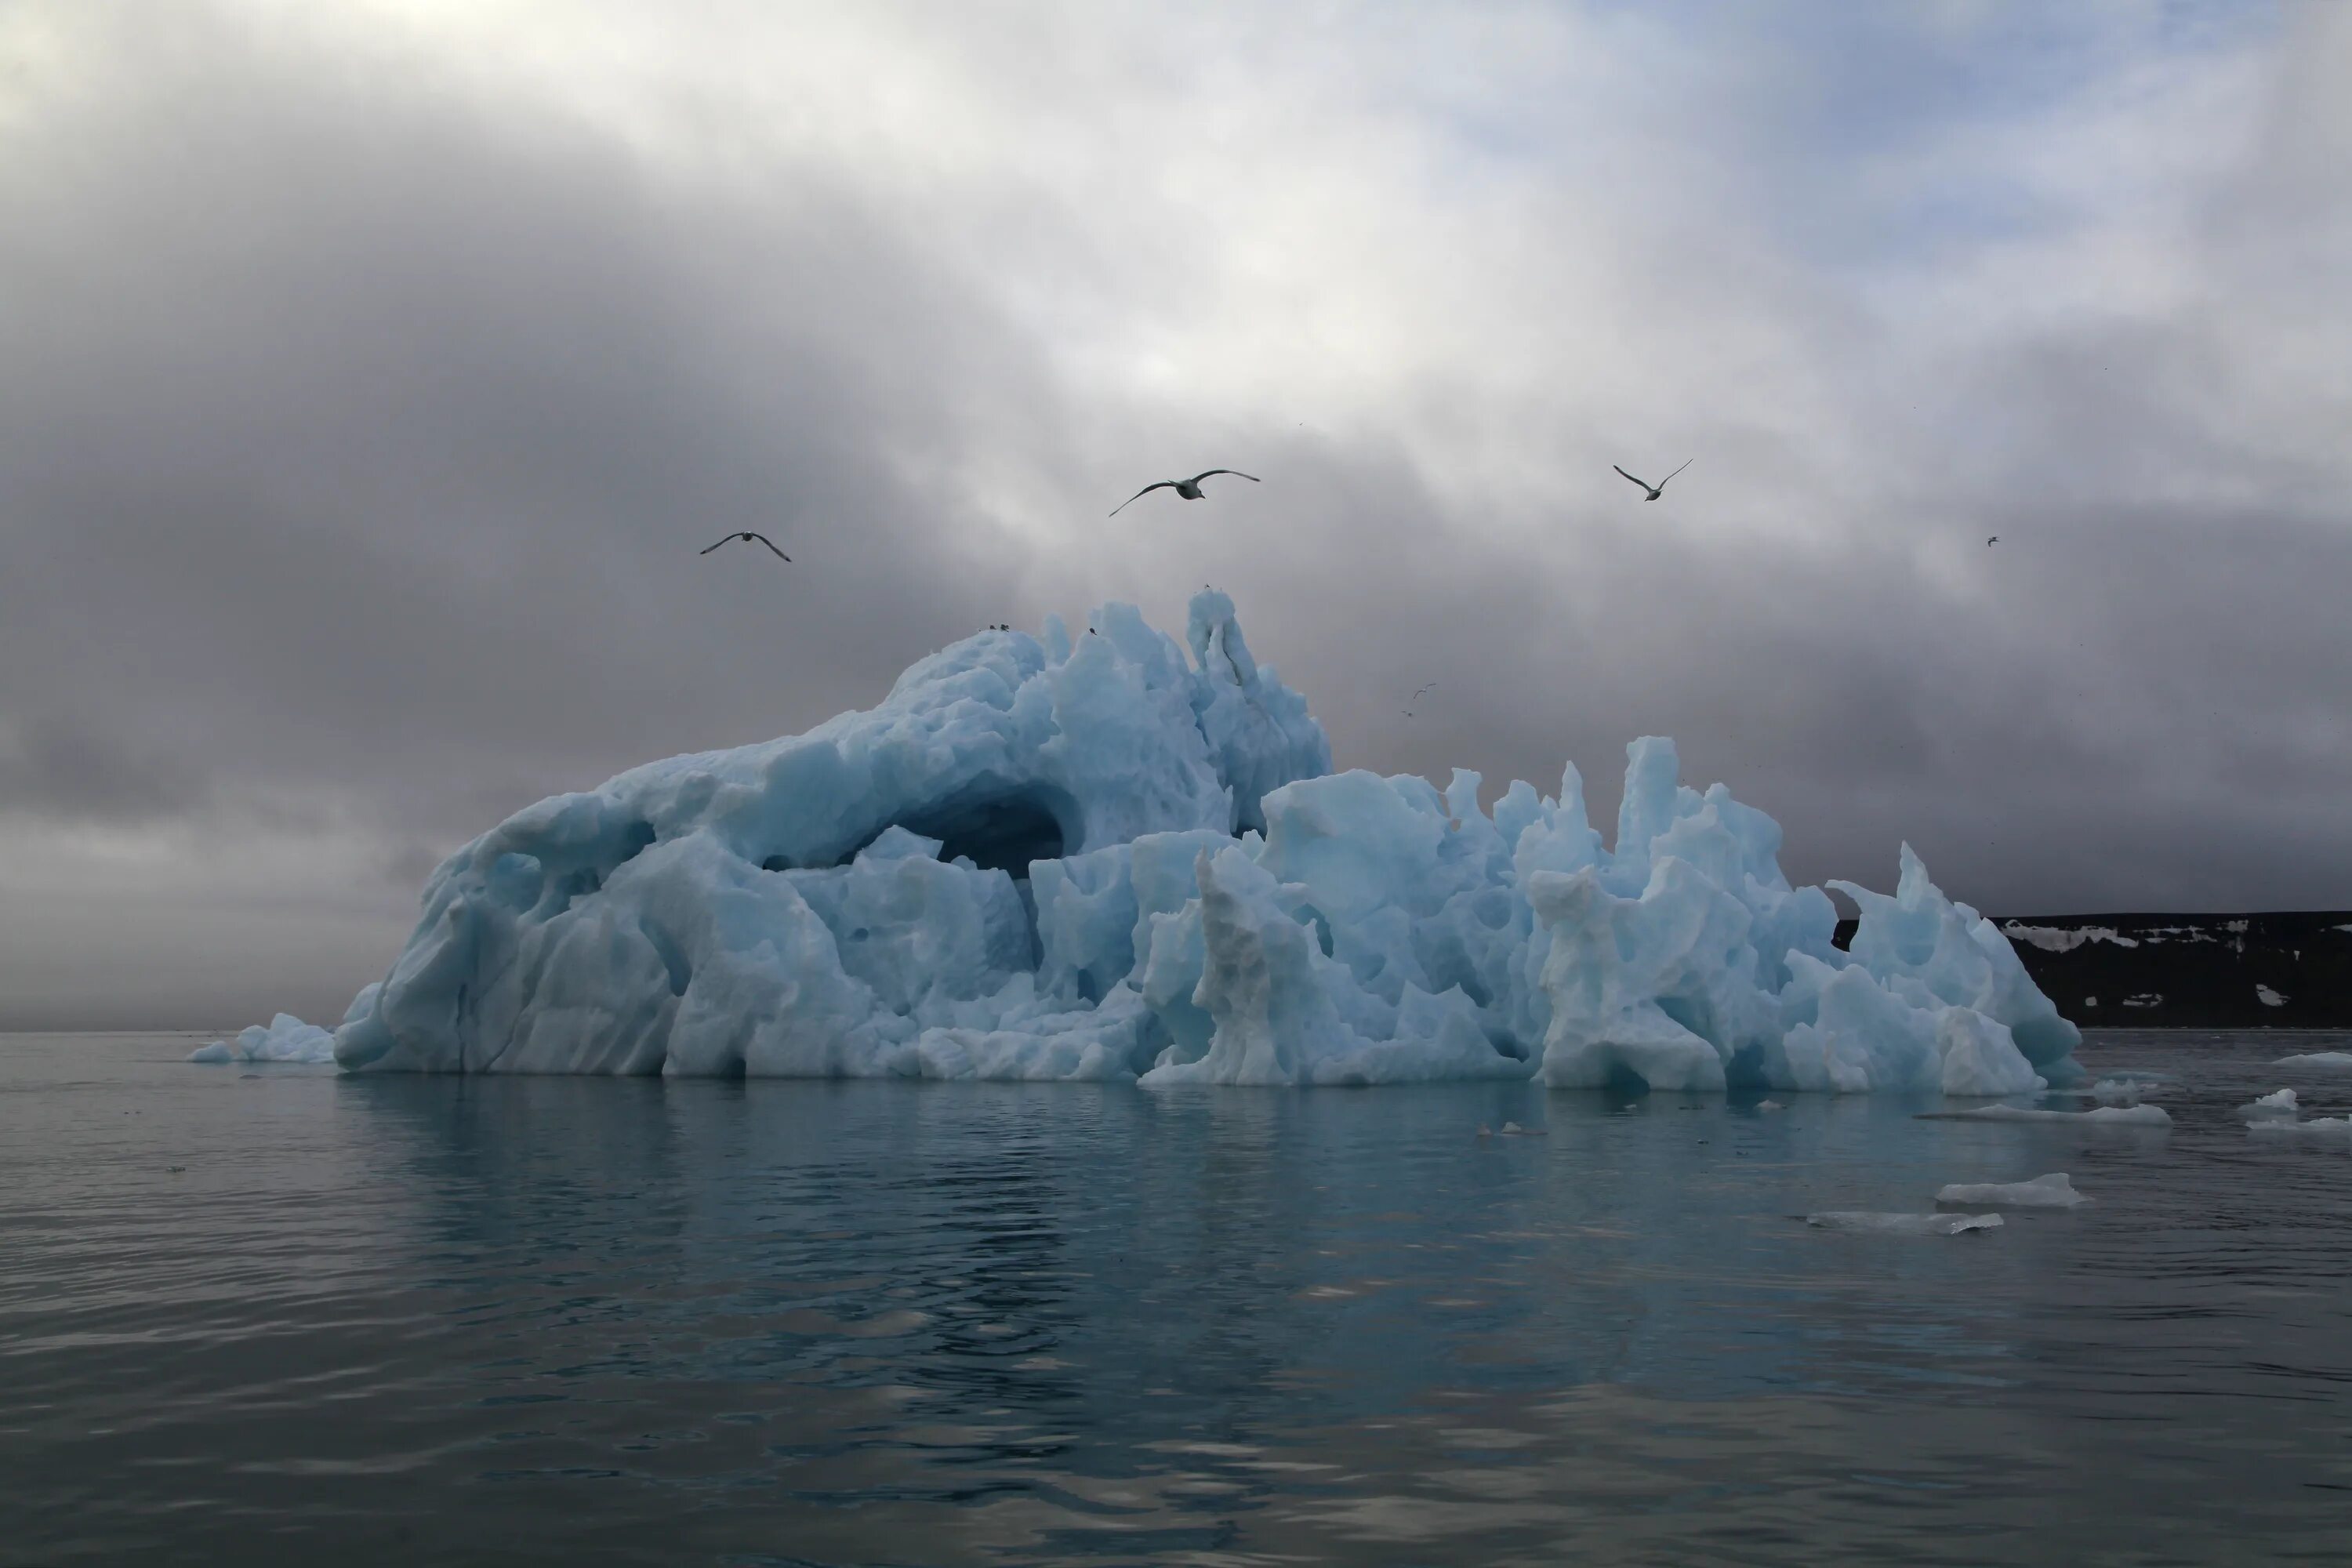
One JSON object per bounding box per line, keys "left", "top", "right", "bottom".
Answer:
{"left": 203, "top": 590, "right": 2082, "bottom": 1091}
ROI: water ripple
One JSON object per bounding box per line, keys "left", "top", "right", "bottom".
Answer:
{"left": 3, "top": 1029, "right": 2348, "bottom": 1563}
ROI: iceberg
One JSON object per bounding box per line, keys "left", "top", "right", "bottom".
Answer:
{"left": 1934, "top": 1173, "right": 2088, "bottom": 1207}
{"left": 248, "top": 589, "right": 2075, "bottom": 1091}
{"left": 189, "top": 1012, "right": 337, "bottom": 1064}
{"left": 2274, "top": 1051, "right": 2352, "bottom": 1070}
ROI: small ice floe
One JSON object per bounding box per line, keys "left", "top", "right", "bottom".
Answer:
{"left": 2274, "top": 1051, "right": 2352, "bottom": 1070}
{"left": 188, "top": 1014, "right": 336, "bottom": 1065}
{"left": 2090, "top": 1076, "right": 2163, "bottom": 1106}
{"left": 2247, "top": 1116, "right": 2352, "bottom": 1146}
{"left": 2256, "top": 985, "right": 2288, "bottom": 1007}
{"left": 1935, "top": 1173, "right": 2087, "bottom": 1208}
{"left": 1755, "top": 1099, "right": 1785, "bottom": 1112}
{"left": 1476, "top": 1124, "right": 1493, "bottom": 1139}
{"left": 1920, "top": 1103, "right": 2171, "bottom": 1127}
{"left": 2238, "top": 1089, "right": 2299, "bottom": 1123}
{"left": 1806, "top": 1211, "right": 2004, "bottom": 1236}
{"left": 1497, "top": 1121, "right": 1545, "bottom": 1137}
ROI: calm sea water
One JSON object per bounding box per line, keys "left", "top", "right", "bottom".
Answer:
{"left": 3, "top": 1029, "right": 2347, "bottom": 1566}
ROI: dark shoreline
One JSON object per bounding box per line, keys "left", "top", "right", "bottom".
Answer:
{"left": 1836, "top": 911, "right": 2352, "bottom": 1029}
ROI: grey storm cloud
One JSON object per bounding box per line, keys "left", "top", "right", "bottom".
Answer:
{"left": 2, "top": 1, "right": 2348, "bottom": 1029}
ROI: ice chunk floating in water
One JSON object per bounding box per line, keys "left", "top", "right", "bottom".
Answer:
{"left": 2238, "top": 1089, "right": 2299, "bottom": 1123}
{"left": 189, "top": 1013, "right": 337, "bottom": 1065}
{"left": 1925, "top": 1103, "right": 2170, "bottom": 1127}
{"left": 2238, "top": 1087, "right": 2352, "bottom": 1145}
{"left": 1807, "top": 1212, "right": 2005, "bottom": 1236}
{"left": 269, "top": 590, "right": 2078, "bottom": 1090}
{"left": 2091, "top": 1075, "right": 2164, "bottom": 1105}
{"left": 1936, "top": 1173, "right": 2088, "bottom": 1208}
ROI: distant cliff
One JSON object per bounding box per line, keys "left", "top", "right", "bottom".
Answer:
{"left": 1835, "top": 913, "right": 2352, "bottom": 1029}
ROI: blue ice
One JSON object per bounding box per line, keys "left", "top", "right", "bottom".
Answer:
{"left": 219, "top": 590, "right": 2080, "bottom": 1091}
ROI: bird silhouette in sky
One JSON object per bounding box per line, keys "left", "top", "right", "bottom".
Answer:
{"left": 1987, "top": 535, "right": 1999, "bottom": 546}
{"left": 1109, "top": 470, "right": 1260, "bottom": 516}
{"left": 1612, "top": 459, "right": 1692, "bottom": 501}
{"left": 700, "top": 532, "right": 790, "bottom": 561}
{"left": 1404, "top": 681, "right": 1437, "bottom": 717}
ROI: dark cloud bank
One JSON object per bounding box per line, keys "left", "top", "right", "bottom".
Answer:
{"left": 2, "top": 3, "right": 2348, "bottom": 1029}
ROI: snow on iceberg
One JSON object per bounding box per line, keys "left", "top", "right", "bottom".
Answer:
{"left": 1935, "top": 1173, "right": 2088, "bottom": 1207}
{"left": 296, "top": 589, "right": 2079, "bottom": 1090}
{"left": 2274, "top": 1051, "right": 2352, "bottom": 1070}
{"left": 189, "top": 1012, "right": 338, "bottom": 1064}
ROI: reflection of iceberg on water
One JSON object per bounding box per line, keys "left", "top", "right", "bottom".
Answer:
{"left": 226, "top": 589, "right": 2082, "bottom": 1090}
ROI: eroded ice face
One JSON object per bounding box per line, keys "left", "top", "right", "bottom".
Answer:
{"left": 212, "top": 590, "right": 2078, "bottom": 1091}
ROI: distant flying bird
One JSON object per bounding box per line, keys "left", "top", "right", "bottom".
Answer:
{"left": 1109, "top": 470, "right": 1260, "bottom": 516}
{"left": 701, "top": 531, "right": 790, "bottom": 561}
{"left": 1987, "top": 535, "right": 1998, "bottom": 546}
{"left": 1612, "top": 459, "right": 1692, "bottom": 501}
{"left": 1404, "top": 681, "right": 1437, "bottom": 717}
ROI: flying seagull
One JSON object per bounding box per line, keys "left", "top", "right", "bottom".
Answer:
{"left": 1109, "top": 470, "right": 1260, "bottom": 516}
{"left": 701, "top": 531, "right": 790, "bottom": 561}
{"left": 1404, "top": 681, "right": 1437, "bottom": 717}
{"left": 1987, "top": 535, "right": 1998, "bottom": 546}
{"left": 1612, "top": 459, "right": 1692, "bottom": 501}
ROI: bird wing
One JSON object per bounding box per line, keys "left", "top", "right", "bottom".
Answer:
{"left": 699, "top": 535, "right": 736, "bottom": 554}
{"left": 1656, "top": 459, "right": 1693, "bottom": 488}
{"left": 743, "top": 532, "right": 791, "bottom": 560}
{"left": 1187, "top": 470, "right": 1261, "bottom": 485}
{"left": 1613, "top": 465, "right": 1651, "bottom": 490}
{"left": 1109, "top": 481, "right": 1176, "bottom": 516}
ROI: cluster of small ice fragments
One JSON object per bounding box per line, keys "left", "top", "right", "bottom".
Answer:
{"left": 1807, "top": 1171, "right": 2089, "bottom": 1237}
{"left": 2241, "top": 1076, "right": 2352, "bottom": 1144}
{"left": 199, "top": 589, "right": 2082, "bottom": 1091}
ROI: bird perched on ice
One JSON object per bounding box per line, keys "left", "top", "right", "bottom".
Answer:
{"left": 1109, "top": 470, "right": 1259, "bottom": 516}
{"left": 1612, "top": 459, "right": 1692, "bottom": 501}
{"left": 700, "top": 531, "right": 790, "bottom": 561}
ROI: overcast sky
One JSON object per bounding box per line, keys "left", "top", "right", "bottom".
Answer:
{"left": 3, "top": 1, "right": 2348, "bottom": 1029}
